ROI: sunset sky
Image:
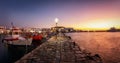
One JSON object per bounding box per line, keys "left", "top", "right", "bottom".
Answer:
{"left": 0, "top": 0, "right": 120, "bottom": 30}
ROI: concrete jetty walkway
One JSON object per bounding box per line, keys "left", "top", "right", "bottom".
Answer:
{"left": 15, "top": 33, "right": 102, "bottom": 63}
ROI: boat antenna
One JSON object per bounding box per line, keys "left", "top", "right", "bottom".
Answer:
{"left": 11, "top": 22, "right": 14, "bottom": 28}
{"left": 10, "top": 22, "right": 14, "bottom": 35}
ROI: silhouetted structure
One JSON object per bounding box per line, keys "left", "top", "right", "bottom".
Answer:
{"left": 107, "top": 27, "right": 120, "bottom": 32}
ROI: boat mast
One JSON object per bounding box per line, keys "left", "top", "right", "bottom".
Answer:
{"left": 11, "top": 22, "right": 14, "bottom": 35}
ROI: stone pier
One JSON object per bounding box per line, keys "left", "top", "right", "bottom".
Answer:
{"left": 15, "top": 33, "right": 102, "bottom": 63}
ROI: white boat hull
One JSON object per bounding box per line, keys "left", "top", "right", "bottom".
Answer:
{"left": 3, "top": 38, "right": 32, "bottom": 46}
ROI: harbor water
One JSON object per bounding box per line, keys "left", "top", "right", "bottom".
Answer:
{"left": 0, "top": 34, "right": 33, "bottom": 63}
{"left": 0, "top": 32, "right": 120, "bottom": 63}
{"left": 66, "top": 32, "right": 120, "bottom": 63}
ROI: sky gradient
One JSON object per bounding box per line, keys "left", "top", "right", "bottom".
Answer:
{"left": 0, "top": 0, "right": 120, "bottom": 30}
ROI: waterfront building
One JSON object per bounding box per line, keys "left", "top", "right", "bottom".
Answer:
{"left": 0, "top": 26, "right": 6, "bottom": 34}
{"left": 51, "top": 26, "right": 75, "bottom": 33}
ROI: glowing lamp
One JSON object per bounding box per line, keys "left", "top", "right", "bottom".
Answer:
{"left": 55, "top": 18, "right": 59, "bottom": 23}
{"left": 55, "top": 18, "right": 59, "bottom": 26}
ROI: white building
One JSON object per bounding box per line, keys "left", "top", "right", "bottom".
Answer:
{"left": 0, "top": 26, "right": 6, "bottom": 34}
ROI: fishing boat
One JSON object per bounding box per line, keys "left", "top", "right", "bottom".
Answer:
{"left": 2, "top": 27, "right": 32, "bottom": 46}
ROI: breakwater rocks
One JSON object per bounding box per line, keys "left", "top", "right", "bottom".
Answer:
{"left": 16, "top": 33, "right": 102, "bottom": 63}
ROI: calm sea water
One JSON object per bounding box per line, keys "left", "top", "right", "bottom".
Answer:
{"left": 66, "top": 32, "right": 120, "bottom": 63}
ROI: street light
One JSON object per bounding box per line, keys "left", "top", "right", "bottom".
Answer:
{"left": 55, "top": 18, "right": 59, "bottom": 27}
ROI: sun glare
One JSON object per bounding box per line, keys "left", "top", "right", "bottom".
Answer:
{"left": 77, "top": 19, "right": 116, "bottom": 30}
{"left": 88, "top": 22, "right": 110, "bottom": 28}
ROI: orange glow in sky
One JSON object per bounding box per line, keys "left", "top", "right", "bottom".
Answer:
{"left": 72, "top": 19, "right": 120, "bottom": 31}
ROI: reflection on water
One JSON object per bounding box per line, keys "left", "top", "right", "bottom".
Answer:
{"left": 67, "top": 32, "right": 120, "bottom": 63}
{"left": 0, "top": 34, "right": 8, "bottom": 63}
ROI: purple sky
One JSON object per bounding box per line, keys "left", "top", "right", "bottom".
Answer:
{"left": 0, "top": 0, "right": 120, "bottom": 30}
